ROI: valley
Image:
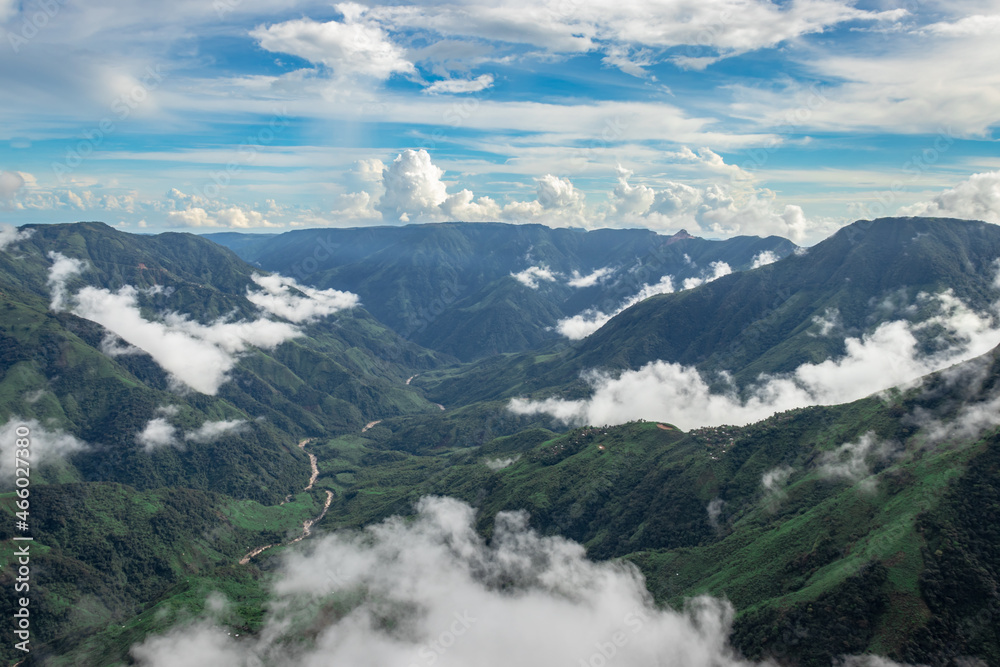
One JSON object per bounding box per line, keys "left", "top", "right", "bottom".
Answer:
{"left": 0, "top": 218, "right": 998, "bottom": 666}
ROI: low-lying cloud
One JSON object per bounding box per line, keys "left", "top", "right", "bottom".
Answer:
{"left": 682, "top": 261, "right": 732, "bottom": 290}
{"left": 47, "top": 253, "right": 313, "bottom": 395}
{"left": 247, "top": 273, "right": 359, "bottom": 323}
{"left": 511, "top": 265, "right": 559, "bottom": 289}
{"left": 556, "top": 258, "right": 738, "bottom": 341}
{"left": 0, "top": 223, "right": 31, "bottom": 251}
{"left": 137, "top": 407, "right": 248, "bottom": 451}
{"left": 130, "top": 496, "right": 912, "bottom": 667}
{"left": 184, "top": 419, "right": 247, "bottom": 444}
{"left": 0, "top": 418, "right": 87, "bottom": 483}
{"left": 817, "top": 432, "right": 897, "bottom": 490}
{"left": 751, "top": 250, "right": 780, "bottom": 269}
{"left": 515, "top": 291, "right": 1000, "bottom": 429}
{"left": 556, "top": 275, "right": 676, "bottom": 340}
{"left": 568, "top": 267, "right": 615, "bottom": 288}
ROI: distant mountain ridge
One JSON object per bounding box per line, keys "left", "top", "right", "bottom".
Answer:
{"left": 208, "top": 222, "right": 796, "bottom": 360}
{"left": 419, "top": 217, "right": 1000, "bottom": 406}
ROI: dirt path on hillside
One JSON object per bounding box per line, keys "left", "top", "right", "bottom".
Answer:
{"left": 240, "top": 438, "right": 329, "bottom": 565}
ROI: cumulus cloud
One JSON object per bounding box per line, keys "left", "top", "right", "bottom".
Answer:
{"left": 131, "top": 496, "right": 770, "bottom": 667}
{"left": 166, "top": 204, "right": 278, "bottom": 229}
{"left": 609, "top": 165, "right": 811, "bottom": 242}
{"left": 0, "top": 418, "right": 87, "bottom": 483}
{"left": 47, "top": 254, "right": 303, "bottom": 395}
{"left": 751, "top": 250, "right": 780, "bottom": 269}
{"left": 567, "top": 267, "right": 614, "bottom": 288}
{"left": 369, "top": 149, "right": 589, "bottom": 226}
{"left": 247, "top": 273, "right": 359, "bottom": 323}
{"left": 816, "top": 433, "right": 896, "bottom": 489}
{"left": 556, "top": 275, "right": 675, "bottom": 340}
{"left": 251, "top": 7, "right": 415, "bottom": 80}
{"left": 514, "top": 291, "right": 1000, "bottom": 429}
{"left": 0, "top": 170, "right": 25, "bottom": 200}
{"left": 184, "top": 419, "right": 247, "bottom": 444}
{"left": 378, "top": 148, "right": 450, "bottom": 221}
{"left": 0, "top": 223, "right": 32, "bottom": 251}
{"left": 511, "top": 265, "right": 559, "bottom": 289}
{"left": 898, "top": 170, "right": 1000, "bottom": 224}
{"left": 424, "top": 74, "right": 494, "bottom": 94}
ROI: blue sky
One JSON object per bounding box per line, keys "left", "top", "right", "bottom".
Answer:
{"left": 0, "top": 0, "right": 998, "bottom": 243}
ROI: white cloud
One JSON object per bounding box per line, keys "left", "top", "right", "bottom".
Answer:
{"left": 707, "top": 497, "right": 725, "bottom": 529}
{"left": 364, "top": 0, "right": 901, "bottom": 72}
{"left": 247, "top": 273, "right": 359, "bottom": 323}
{"left": 898, "top": 170, "right": 1000, "bottom": 224}
{"left": 137, "top": 417, "right": 179, "bottom": 451}
{"left": 811, "top": 308, "right": 842, "bottom": 337}
{"left": 750, "top": 250, "right": 779, "bottom": 269}
{"left": 378, "top": 148, "right": 450, "bottom": 221}
{"left": 166, "top": 202, "right": 279, "bottom": 229}
{"left": 514, "top": 291, "right": 1000, "bottom": 429}
{"left": 923, "top": 14, "right": 1000, "bottom": 37}
{"left": 184, "top": 419, "right": 247, "bottom": 444}
{"left": 918, "top": 386, "right": 1000, "bottom": 445}
{"left": 485, "top": 455, "right": 519, "bottom": 470}
{"left": 682, "top": 261, "right": 732, "bottom": 290}
{"left": 567, "top": 266, "right": 614, "bottom": 288}
{"left": 0, "top": 0, "right": 17, "bottom": 23}
{"left": 131, "top": 495, "right": 772, "bottom": 667}
{"left": 251, "top": 6, "right": 415, "bottom": 80}
{"left": 424, "top": 74, "right": 494, "bottom": 94}
{"left": 138, "top": 408, "right": 246, "bottom": 451}
{"left": 608, "top": 159, "right": 811, "bottom": 242}
{"left": 0, "top": 170, "right": 25, "bottom": 200}
{"left": 46, "top": 255, "right": 303, "bottom": 395}
{"left": 556, "top": 274, "right": 674, "bottom": 340}
{"left": 817, "top": 432, "right": 896, "bottom": 488}
{"left": 762, "top": 465, "right": 793, "bottom": 495}
{"left": 47, "top": 251, "right": 87, "bottom": 311}
{"left": 0, "top": 418, "right": 87, "bottom": 483}
{"left": 0, "top": 223, "right": 32, "bottom": 251}
{"left": 511, "top": 265, "right": 558, "bottom": 289}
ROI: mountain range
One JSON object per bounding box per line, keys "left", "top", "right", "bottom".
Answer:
{"left": 0, "top": 217, "right": 998, "bottom": 666}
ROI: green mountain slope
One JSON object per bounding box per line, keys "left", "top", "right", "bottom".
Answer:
{"left": 208, "top": 223, "right": 796, "bottom": 360}
{"left": 418, "top": 217, "right": 1000, "bottom": 406}
{"left": 263, "top": 344, "right": 1000, "bottom": 665}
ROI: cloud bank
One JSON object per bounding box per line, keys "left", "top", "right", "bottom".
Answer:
{"left": 514, "top": 292, "right": 1000, "bottom": 430}
{"left": 899, "top": 170, "right": 1000, "bottom": 224}
{"left": 132, "top": 496, "right": 765, "bottom": 667}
